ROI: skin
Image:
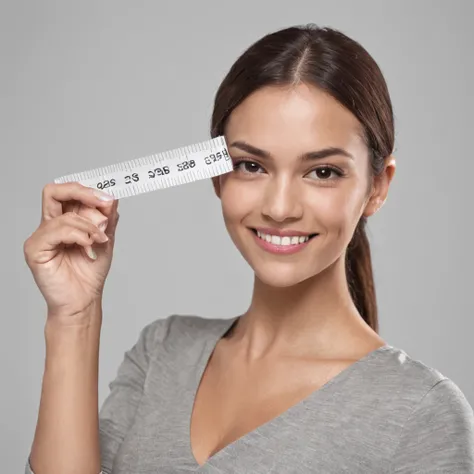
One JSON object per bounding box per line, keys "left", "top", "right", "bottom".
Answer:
{"left": 213, "top": 82, "right": 396, "bottom": 360}
{"left": 190, "top": 82, "right": 396, "bottom": 465}
{"left": 24, "top": 80, "right": 396, "bottom": 470}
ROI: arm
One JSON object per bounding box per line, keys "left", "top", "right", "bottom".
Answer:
{"left": 390, "top": 377, "right": 474, "bottom": 473}
{"left": 26, "top": 314, "right": 170, "bottom": 474}
{"left": 27, "top": 306, "right": 103, "bottom": 474}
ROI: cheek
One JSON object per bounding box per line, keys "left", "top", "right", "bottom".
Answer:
{"left": 219, "top": 177, "right": 260, "bottom": 223}
{"left": 309, "top": 186, "right": 366, "bottom": 232}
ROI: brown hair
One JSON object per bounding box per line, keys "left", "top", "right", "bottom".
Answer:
{"left": 210, "top": 24, "right": 395, "bottom": 334}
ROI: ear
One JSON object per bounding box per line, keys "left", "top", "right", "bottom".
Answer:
{"left": 363, "top": 155, "right": 396, "bottom": 217}
{"left": 212, "top": 176, "right": 222, "bottom": 199}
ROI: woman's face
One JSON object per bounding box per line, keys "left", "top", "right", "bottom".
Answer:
{"left": 213, "top": 83, "right": 390, "bottom": 288}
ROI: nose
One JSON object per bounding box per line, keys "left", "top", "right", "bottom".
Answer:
{"left": 261, "top": 176, "right": 303, "bottom": 223}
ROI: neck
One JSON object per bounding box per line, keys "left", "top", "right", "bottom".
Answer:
{"left": 228, "top": 256, "right": 380, "bottom": 361}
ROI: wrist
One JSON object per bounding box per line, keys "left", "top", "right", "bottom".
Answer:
{"left": 46, "top": 299, "right": 103, "bottom": 330}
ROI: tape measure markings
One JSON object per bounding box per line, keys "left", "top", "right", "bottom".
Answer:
{"left": 54, "top": 136, "right": 233, "bottom": 199}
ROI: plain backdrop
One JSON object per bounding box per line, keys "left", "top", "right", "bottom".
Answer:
{"left": 1, "top": 0, "right": 473, "bottom": 470}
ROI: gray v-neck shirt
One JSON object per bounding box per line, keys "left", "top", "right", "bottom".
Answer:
{"left": 26, "top": 314, "right": 474, "bottom": 473}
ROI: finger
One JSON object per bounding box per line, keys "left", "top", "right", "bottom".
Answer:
{"left": 24, "top": 226, "right": 96, "bottom": 265}
{"left": 52, "top": 215, "right": 109, "bottom": 261}
{"left": 65, "top": 195, "right": 117, "bottom": 221}
{"left": 53, "top": 212, "right": 109, "bottom": 242}
{"left": 42, "top": 182, "right": 115, "bottom": 222}
{"left": 105, "top": 210, "right": 120, "bottom": 238}
{"left": 101, "top": 198, "right": 119, "bottom": 237}
{"left": 68, "top": 205, "right": 110, "bottom": 233}
{"left": 100, "top": 197, "right": 119, "bottom": 220}
{"left": 53, "top": 228, "right": 101, "bottom": 261}
{"left": 82, "top": 200, "right": 120, "bottom": 238}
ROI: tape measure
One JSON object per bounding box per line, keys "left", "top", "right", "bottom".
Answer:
{"left": 54, "top": 136, "right": 233, "bottom": 199}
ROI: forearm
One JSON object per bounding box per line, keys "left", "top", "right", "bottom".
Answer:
{"left": 29, "top": 307, "right": 103, "bottom": 474}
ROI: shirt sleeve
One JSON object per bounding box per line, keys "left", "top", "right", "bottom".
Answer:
{"left": 98, "top": 318, "right": 167, "bottom": 473}
{"left": 390, "top": 377, "right": 474, "bottom": 473}
{"left": 25, "top": 459, "right": 103, "bottom": 474}
{"left": 25, "top": 316, "right": 168, "bottom": 474}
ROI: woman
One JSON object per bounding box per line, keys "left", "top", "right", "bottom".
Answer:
{"left": 24, "top": 24, "right": 473, "bottom": 473}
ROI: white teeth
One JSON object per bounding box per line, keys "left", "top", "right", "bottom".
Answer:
{"left": 255, "top": 231, "right": 310, "bottom": 246}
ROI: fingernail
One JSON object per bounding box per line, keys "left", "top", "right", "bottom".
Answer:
{"left": 98, "top": 220, "right": 108, "bottom": 232}
{"left": 86, "top": 247, "right": 97, "bottom": 260}
{"left": 93, "top": 190, "right": 115, "bottom": 201}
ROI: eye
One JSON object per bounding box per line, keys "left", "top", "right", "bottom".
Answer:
{"left": 305, "top": 165, "right": 344, "bottom": 181}
{"left": 233, "top": 160, "right": 265, "bottom": 174}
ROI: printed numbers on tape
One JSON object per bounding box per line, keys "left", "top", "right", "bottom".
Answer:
{"left": 53, "top": 136, "right": 233, "bottom": 199}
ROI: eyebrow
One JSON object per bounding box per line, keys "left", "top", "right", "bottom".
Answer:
{"left": 229, "top": 140, "right": 354, "bottom": 161}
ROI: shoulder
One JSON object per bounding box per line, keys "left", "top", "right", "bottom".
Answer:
{"left": 358, "top": 345, "right": 473, "bottom": 439}
{"left": 371, "top": 345, "right": 462, "bottom": 398}
{"left": 388, "top": 376, "right": 474, "bottom": 472}
{"left": 140, "top": 313, "right": 231, "bottom": 338}
{"left": 377, "top": 345, "right": 473, "bottom": 417}
{"left": 134, "top": 314, "right": 233, "bottom": 354}
{"left": 418, "top": 377, "right": 474, "bottom": 420}
{"left": 379, "top": 347, "right": 474, "bottom": 472}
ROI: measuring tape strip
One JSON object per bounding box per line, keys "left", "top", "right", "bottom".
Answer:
{"left": 54, "top": 136, "right": 233, "bottom": 199}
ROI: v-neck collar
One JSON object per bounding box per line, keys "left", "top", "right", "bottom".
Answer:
{"left": 183, "top": 316, "right": 392, "bottom": 470}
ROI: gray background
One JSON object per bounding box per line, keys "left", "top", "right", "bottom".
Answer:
{"left": 1, "top": 0, "right": 473, "bottom": 470}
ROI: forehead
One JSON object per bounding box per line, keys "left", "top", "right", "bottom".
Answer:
{"left": 225, "top": 83, "right": 366, "bottom": 156}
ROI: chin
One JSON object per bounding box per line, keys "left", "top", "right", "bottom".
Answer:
{"left": 252, "top": 264, "right": 315, "bottom": 288}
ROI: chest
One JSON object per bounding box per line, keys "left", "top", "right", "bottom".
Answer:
{"left": 189, "top": 354, "right": 348, "bottom": 467}
{"left": 111, "top": 340, "right": 396, "bottom": 474}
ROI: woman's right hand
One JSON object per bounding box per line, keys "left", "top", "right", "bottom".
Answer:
{"left": 23, "top": 182, "right": 120, "bottom": 322}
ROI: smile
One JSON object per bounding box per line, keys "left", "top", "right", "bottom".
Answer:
{"left": 250, "top": 228, "right": 318, "bottom": 254}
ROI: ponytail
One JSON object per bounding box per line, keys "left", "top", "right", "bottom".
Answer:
{"left": 346, "top": 217, "right": 378, "bottom": 333}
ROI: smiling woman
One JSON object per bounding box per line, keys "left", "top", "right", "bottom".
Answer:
{"left": 25, "top": 23, "right": 473, "bottom": 474}
{"left": 212, "top": 82, "right": 386, "bottom": 294}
